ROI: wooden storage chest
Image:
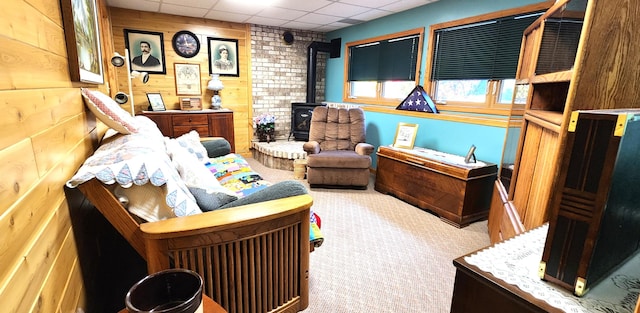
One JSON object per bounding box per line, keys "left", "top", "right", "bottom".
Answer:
{"left": 375, "top": 146, "right": 497, "bottom": 228}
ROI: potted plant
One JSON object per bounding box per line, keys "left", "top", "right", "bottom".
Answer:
{"left": 254, "top": 113, "right": 275, "bottom": 143}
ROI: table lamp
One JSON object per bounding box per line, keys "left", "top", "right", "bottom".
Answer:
{"left": 207, "top": 74, "right": 224, "bottom": 110}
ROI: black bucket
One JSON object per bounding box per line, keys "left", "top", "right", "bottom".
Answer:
{"left": 125, "top": 269, "right": 203, "bottom": 313}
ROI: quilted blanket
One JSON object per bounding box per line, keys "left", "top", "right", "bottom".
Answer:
{"left": 206, "top": 153, "right": 324, "bottom": 248}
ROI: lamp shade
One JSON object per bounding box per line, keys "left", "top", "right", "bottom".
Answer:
{"left": 207, "top": 74, "right": 224, "bottom": 91}
{"left": 111, "top": 52, "right": 125, "bottom": 67}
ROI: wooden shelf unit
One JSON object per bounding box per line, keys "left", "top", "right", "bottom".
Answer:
{"left": 489, "top": 0, "right": 640, "bottom": 242}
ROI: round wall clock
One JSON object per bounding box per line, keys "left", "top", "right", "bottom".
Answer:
{"left": 172, "top": 30, "right": 200, "bottom": 58}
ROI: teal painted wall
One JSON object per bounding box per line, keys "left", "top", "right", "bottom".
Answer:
{"left": 324, "top": 0, "right": 543, "bottom": 168}
{"left": 364, "top": 111, "right": 506, "bottom": 168}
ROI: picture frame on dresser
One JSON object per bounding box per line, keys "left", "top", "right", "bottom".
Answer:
{"left": 146, "top": 93, "right": 166, "bottom": 111}
{"left": 393, "top": 123, "right": 418, "bottom": 149}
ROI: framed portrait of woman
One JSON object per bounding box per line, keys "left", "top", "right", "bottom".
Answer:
{"left": 207, "top": 37, "right": 239, "bottom": 77}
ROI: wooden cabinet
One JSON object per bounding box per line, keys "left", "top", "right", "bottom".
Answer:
{"left": 541, "top": 109, "right": 640, "bottom": 295}
{"left": 140, "top": 110, "right": 235, "bottom": 152}
{"left": 375, "top": 146, "right": 497, "bottom": 228}
{"left": 490, "top": 0, "right": 640, "bottom": 242}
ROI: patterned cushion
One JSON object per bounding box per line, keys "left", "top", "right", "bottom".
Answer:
{"left": 81, "top": 88, "right": 139, "bottom": 134}
{"left": 174, "top": 130, "right": 209, "bottom": 163}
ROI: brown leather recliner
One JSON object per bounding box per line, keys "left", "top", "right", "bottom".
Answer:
{"left": 302, "top": 106, "right": 374, "bottom": 189}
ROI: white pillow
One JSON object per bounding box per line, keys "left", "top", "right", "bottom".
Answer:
{"left": 174, "top": 130, "right": 209, "bottom": 163}
{"left": 81, "top": 88, "right": 139, "bottom": 134}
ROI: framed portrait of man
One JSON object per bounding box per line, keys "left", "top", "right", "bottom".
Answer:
{"left": 207, "top": 37, "right": 239, "bottom": 77}
{"left": 124, "top": 29, "right": 167, "bottom": 74}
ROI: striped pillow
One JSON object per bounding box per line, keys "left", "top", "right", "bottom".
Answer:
{"left": 81, "top": 88, "right": 139, "bottom": 134}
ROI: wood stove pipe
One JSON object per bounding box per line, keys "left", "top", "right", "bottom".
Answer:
{"left": 306, "top": 39, "right": 341, "bottom": 103}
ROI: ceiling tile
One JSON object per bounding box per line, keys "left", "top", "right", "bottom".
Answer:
{"left": 107, "top": 0, "right": 160, "bottom": 12}
{"left": 213, "top": 1, "right": 265, "bottom": 15}
{"left": 162, "top": 0, "right": 212, "bottom": 9}
{"left": 246, "top": 16, "right": 289, "bottom": 27}
{"left": 281, "top": 20, "right": 324, "bottom": 31}
{"left": 315, "top": 3, "right": 370, "bottom": 18}
{"left": 205, "top": 10, "right": 252, "bottom": 23}
{"left": 272, "top": 0, "right": 334, "bottom": 12}
{"left": 381, "top": 0, "right": 432, "bottom": 13}
{"left": 296, "top": 13, "right": 343, "bottom": 25}
{"left": 350, "top": 8, "right": 393, "bottom": 21}
{"left": 338, "top": 0, "right": 398, "bottom": 9}
{"left": 160, "top": 4, "right": 207, "bottom": 18}
{"left": 259, "top": 7, "right": 308, "bottom": 20}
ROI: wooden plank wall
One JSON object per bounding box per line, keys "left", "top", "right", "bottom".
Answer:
{"left": 109, "top": 8, "right": 254, "bottom": 154}
{"left": 0, "top": 0, "right": 114, "bottom": 312}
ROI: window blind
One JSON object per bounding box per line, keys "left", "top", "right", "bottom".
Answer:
{"left": 349, "top": 34, "right": 420, "bottom": 81}
{"left": 431, "top": 12, "right": 543, "bottom": 81}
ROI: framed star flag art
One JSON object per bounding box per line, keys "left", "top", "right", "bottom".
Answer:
{"left": 396, "top": 85, "right": 438, "bottom": 113}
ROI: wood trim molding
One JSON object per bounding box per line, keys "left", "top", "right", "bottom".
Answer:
{"left": 363, "top": 105, "right": 509, "bottom": 128}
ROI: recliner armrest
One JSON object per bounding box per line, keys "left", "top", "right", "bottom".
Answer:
{"left": 355, "top": 143, "right": 374, "bottom": 155}
{"left": 303, "top": 141, "right": 321, "bottom": 154}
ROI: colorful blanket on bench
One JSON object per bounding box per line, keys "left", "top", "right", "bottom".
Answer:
{"left": 206, "top": 153, "right": 324, "bottom": 248}
{"left": 205, "top": 154, "right": 270, "bottom": 197}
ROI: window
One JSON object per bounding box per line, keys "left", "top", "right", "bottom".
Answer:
{"left": 344, "top": 28, "right": 424, "bottom": 105}
{"left": 427, "top": 3, "right": 549, "bottom": 112}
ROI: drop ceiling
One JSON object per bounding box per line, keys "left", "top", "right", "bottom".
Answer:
{"left": 106, "top": 0, "right": 439, "bottom": 32}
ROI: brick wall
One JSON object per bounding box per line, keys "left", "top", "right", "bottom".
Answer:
{"left": 251, "top": 25, "right": 327, "bottom": 140}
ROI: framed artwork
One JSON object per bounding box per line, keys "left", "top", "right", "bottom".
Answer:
{"left": 60, "top": 0, "right": 104, "bottom": 84}
{"left": 146, "top": 93, "right": 166, "bottom": 111}
{"left": 393, "top": 123, "right": 419, "bottom": 149}
{"left": 174, "top": 63, "right": 201, "bottom": 96}
{"left": 207, "top": 37, "right": 239, "bottom": 77}
{"left": 124, "top": 29, "right": 166, "bottom": 74}
{"left": 173, "top": 30, "right": 200, "bottom": 58}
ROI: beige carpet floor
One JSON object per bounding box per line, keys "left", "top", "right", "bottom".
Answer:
{"left": 246, "top": 158, "right": 491, "bottom": 313}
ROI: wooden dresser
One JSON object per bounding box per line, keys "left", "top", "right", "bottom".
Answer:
{"left": 140, "top": 110, "right": 235, "bottom": 152}
{"left": 374, "top": 146, "right": 497, "bottom": 228}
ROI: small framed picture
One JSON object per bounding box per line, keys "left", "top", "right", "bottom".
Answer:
{"left": 124, "top": 29, "right": 167, "bottom": 74}
{"left": 146, "top": 93, "right": 166, "bottom": 111}
{"left": 393, "top": 123, "right": 419, "bottom": 149}
{"left": 464, "top": 144, "right": 477, "bottom": 163}
{"left": 207, "top": 37, "right": 239, "bottom": 77}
